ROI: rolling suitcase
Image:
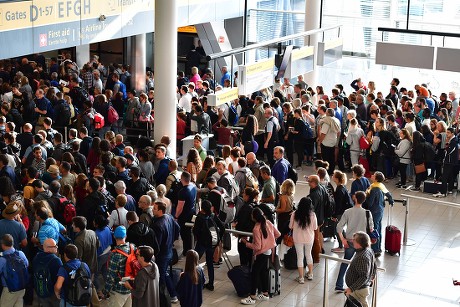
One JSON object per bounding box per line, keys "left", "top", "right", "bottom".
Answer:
{"left": 385, "top": 204, "right": 401, "bottom": 255}
{"left": 227, "top": 265, "right": 251, "bottom": 297}
{"left": 268, "top": 249, "right": 281, "bottom": 297}
{"left": 422, "top": 180, "right": 442, "bottom": 194}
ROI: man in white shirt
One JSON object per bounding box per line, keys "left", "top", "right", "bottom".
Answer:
{"left": 178, "top": 85, "right": 192, "bottom": 113}
{"left": 280, "top": 77, "right": 294, "bottom": 101}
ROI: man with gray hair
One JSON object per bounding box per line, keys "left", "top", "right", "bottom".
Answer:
{"left": 344, "top": 231, "right": 376, "bottom": 307}
{"left": 138, "top": 195, "right": 153, "bottom": 227}
{"left": 114, "top": 180, "right": 136, "bottom": 212}
{"left": 33, "top": 238, "right": 62, "bottom": 307}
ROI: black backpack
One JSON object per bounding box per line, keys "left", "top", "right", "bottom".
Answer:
{"left": 324, "top": 183, "right": 336, "bottom": 218}
{"left": 166, "top": 173, "right": 182, "bottom": 207}
{"left": 64, "top": 263, "right": 92, "bottom": 306}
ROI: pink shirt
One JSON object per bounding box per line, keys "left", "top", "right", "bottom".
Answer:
{"left": 289, "top": 212, "right": 318, "bottom": 244}
{"left": 245, "top": 220, "right": 280, "bottom": 256}
{"left": 189, "top": 74, "right": 201, "bottom": 85}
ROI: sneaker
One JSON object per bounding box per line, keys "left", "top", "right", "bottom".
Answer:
{"left": 204, "top": 283, "right": 214, "bottom": 291}
{"left": 240, "top": 296, "right": 256, "bottom": 305}
{"left": 374, "top": 252, "right": 382, "bottom": 258}
{"left": 398, "top": 185, "right": 407, "bottom": 189}
{"left": 171, "top": 296, "right": 179, "bottom": 303}
{"left": 395, "top": 183, "right": 402, "bottom": 188}
{"left": 409, "top": 187, "right": 420, "bottom": 192}
{"left": 256, "top": 293, "right": 269, "bottom": 301}
{"left": 448, "top": 191, "right": 453, "bottom": 194}
{"left": 306, "top": 273, "right": 313, "bottom": 281}
{"left": 335, "top": 287, "right": 345, "bottom": 293}
{"left": 331, "top": 247, "right": 344, "bottom": 253}
{"left": 295, "top": 276, "right": 305, "bottom": 284}
{"left": 433, "top": 192, "right": 446, "bottom": 198}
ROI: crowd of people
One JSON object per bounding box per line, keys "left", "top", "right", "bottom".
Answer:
{"left": 0, "top": 53, "right": 458, "bottom": 307}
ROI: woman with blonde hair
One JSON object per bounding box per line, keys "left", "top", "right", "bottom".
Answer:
{"left": 276, "top": 179, "right": 295, "bottom": 244}
{"left": 156, "top": 184, "right": 172, "bottom": 215}
{"left": 394, "top": 128, "right": 412, "bottom": 189}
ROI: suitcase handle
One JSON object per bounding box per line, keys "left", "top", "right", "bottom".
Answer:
{"left": 387, "top": 202, "right": 393, "bottom": 226}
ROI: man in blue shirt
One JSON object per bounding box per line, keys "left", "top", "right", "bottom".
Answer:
{"left": 0, "top": 234, "right": 29, "bottom": 306}
{"left": 152, "top": 201, "right": 180, "bottom": 303}
{"left": 0, "top": 203, "right": 27, "bottom": 250}
{"left": 220, "top": 66, "right": 231, "bottom": 86}
{"left": 31, "top": 206, "right": 65, "bottom": 246}
{"left": 271, "top": 146, "right": 290, "bottom": 185}
{"left": 54, "top": 244, "right": 91, "bottom": 307}
{"left": 175, "top": 171, "right": 197, "bottom": 255}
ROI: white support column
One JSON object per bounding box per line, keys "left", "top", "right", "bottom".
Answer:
{"left": 304, "top": 0, "right": 321, "bottom": 89}
{"left": 154, "top": 0, "right": 177, "bottom": 158}
{"left": 75, "top": 44, "right": 90, "bottom": 70}
{"left": 131, "top": 34, "right": 147, "bottom": 93}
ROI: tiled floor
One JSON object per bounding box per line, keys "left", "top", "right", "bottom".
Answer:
{"left": 174, "top": 165, "right": 460, "bottom": 307}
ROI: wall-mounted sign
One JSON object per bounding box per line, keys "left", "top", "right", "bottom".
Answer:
{"left": 0, "top": 0, "right": 154, "bottom": 59}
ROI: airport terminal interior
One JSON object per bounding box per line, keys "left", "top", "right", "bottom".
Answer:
{"left": 1, "top": 0, "right": 460, "bottom": 306}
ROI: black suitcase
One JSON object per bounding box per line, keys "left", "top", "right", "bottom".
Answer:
{"left": 423, "top": 180, "right": 442, "bottom": 194}
{"left": 283, "top": 246, "right": 306, "bottom": 270}
{"left": 321, "top": 218, "right": 336, "bottom": 238}
{"left": 227, "top": 265, "right": 251, "bottom": 297}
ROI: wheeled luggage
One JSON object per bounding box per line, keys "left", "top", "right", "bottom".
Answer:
{"left": 227, "top": 265, "right": 251, "bottom": 297}
{"left": 384, "top": 203, "right": 401, "bottom": 255}
{"left": 283, "top": 246, "right": 306, "bottom": 270}
{"left": 422, "top": 180, "right": 442, "bottom": 194}
{"left": 267, "top": 249, "right": 281, "bottom": 297}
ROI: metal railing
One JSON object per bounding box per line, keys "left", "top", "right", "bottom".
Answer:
{"left": 320, "top": 254, "right": 385, "bottom": 307}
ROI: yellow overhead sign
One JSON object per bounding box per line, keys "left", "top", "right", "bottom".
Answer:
{"left": 178, "top": 25, "right": 197, "bottom": 33}
{"left": 0, "top": 0, "right": 154, "bottom": 32}
{"left": 246, "top": 58, "right": 275, "bottom": 76}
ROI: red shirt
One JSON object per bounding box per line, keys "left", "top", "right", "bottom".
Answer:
{"left": 177, "top": 119, "right": 187, "bottom": 140}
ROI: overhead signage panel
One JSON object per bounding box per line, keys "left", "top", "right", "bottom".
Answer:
{"left": 317, "top": 38, "right": 343, "bottom": 66}
{"left": 207, "top": 87, "right": 239, "bottom": 107}
{"left": 284, "top": 45, "right": 314, "bottom": 79}
{"left": 237, "top": 58, "right": 275, "bottom": 96}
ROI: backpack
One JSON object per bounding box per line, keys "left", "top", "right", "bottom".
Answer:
{"left": 227, "top": 103, "right": 239, "bottom": 126}
{"left": 324, "top": 183, "right": 336, "bottom": 218}
{"left": 93, "top": 113, "right": 105, "bottom": 130}
{"left": 266, "top": 117, "right": 280, "bottom": 142}
{"left": 166, "top": 173, "right": 182, "bottom": 207}
{"left": 107, "top": 105, "right": 119, "bottom": 124}
{"left": 359, "top": 135, "right": 370, "bottom": 150}
{"left": 235, "top": 169, "right": 259, "bottom": 191}
{"left": 96, "top": 201, "right": 109, "bottom": 218}
{"left": 3, "top": 251, "right": 29, "bottom": 292}
{"left": 113, "top": 244, "right": 141, "bottom": 279}
{"left": 300, "top": 119, "right": 313, "bottom": 139}
{"left": 204, "top": 215, "right": 220, "bottom": 248}
{"left": 33, "top": 257, "right": 54, "bottom": 298}
{"left": 55, "top": 197, "right": 76, "bottom": 225}
{"left": 210, "top": 188, "right": 236, "bottom": 224}
{"left": 217, "top": 173, "right": 240, "bottom": 201}
{"left": 64, "top": 263, "right": 92, "bottom": 306}
{"left": 57, "top": 101, "right": 72, "bottom": 127}
{"left": 287, "top": 164, "right": 298, "bottom": 184}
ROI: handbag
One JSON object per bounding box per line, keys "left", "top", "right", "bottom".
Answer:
{"left": 283, "top": 230, "right": 294, "bottom": 247}
{"left": 344, "top": 295, "right": 363, "bottom": 307}
{"left": 366, "top": 210, "right": 379, "bottom": 244}
{"left": 414, "top": 163, "right": 426, "bottom": 174}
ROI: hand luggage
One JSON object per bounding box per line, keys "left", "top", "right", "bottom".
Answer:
{"left": 422, "top": 180, "right": 442, "bottom": 194}
{"left": 283, "top": 246, "right": 306, "bottom": 270}
{"left": 359, "top": 155, "right": 371, "bottom": 178}
{"left": 227, "top": 265, "right": 251, "bottom": 297}
{"left": 384, "top": 204, "right": 401, "bottom": 255}
{"left": 321, "top": 218, "right": 336, "bottom": 238}
{"left": 267, "top": 249, "right": 281, "bottom": 297}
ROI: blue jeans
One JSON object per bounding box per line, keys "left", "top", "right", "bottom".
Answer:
{"left": 156, "top": 255, "right": 177, "bottom": 298}
{"left": 194, "top": 243, "right": 214, "bottom": 285}
{"left": 371, "top": 210, "right": 383, "bottom": 253}
{"left": 60, "top": 298, "right": 85, "bottom": 307}
{"left": 335, "top": 243, "right": 356, "bottom": 289}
